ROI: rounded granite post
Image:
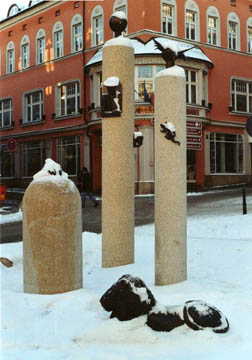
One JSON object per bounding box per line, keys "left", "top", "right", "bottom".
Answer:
{"left": 102, "top": 37, "right": 135, "bottom": 267}
{"left": 23, "top": 159, "right": 83, "bottom": 294}
{"left": 155, "top": 65, "right": 187, "bottom": 285}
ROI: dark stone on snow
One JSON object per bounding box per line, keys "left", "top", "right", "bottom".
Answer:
{"left": 147, "top": 305, "right": 185, "bottom": 332}
{"left": 100, "top": 274, "right": 156, "bottom": 321}
{"left": 183, "top": 300, "right": 229, "bottom": 333}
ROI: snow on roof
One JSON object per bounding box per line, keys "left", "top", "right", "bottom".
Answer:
{"left": 1, "top": 0, "right": 43, "bottom": 21}
{"left": 86, "top": 37, "right": 213, "bottom": 67}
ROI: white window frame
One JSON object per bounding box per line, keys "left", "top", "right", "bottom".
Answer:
{"left": 71, "top": 14, "right": 83, "bottom": 53}
{"left": 90, "top": 72, "right": 102, "bottom": 108}
{"left": 210, "top": 133, "right": 244, "bottom": 175}
{"left": 185, "top": 0, "right": 200, "bottom": 41}
{"left": 56, "top": 80, "right": 81, "bottom": 117}
{"left": 231, "top": 78, "right": 252, "bottom": 114}
{"left": 185, "top": 69, "right": 198, "bottom": 105}
{"left": 91, "top": 6, "right": 104, "bottom": 47}
{"left": 22, "top": 140, "right": 46, "bottom": 178}
{"left": 23, "top": 89, "right": 44, "bottom": 123}
{"left": 247, "top": 18, "right": 252, "bottom": 53}
{"left": 6, "top": 41, "right": 15, "bottom": 74}
{"left": 53, "top": 21, "right": 64, "bottom": 59}
{"left": 57, "top": 136, "right": 81, "bottom": 176}
{"left": 0, "top": 97, "right": 13, "bottom": 128}
{"left": 206, "top": 6, "right": 221, "bottom": 46}
{"left": 227, "top": 12, "right": 240, "bottom": 51}
{"left": 113, "top": 0, "right": 128, "bottom": 34}
{"left": 36, "top": 29, "right": 46, "bottom": 64}
{"left": 161, "top": 0, "right": 177, "bottom": 36}
{"left": 135, "top": 65, "right": 165, "bottom": 101}
{"left": 21, "top": 35, "right": 30, "bottom": 69}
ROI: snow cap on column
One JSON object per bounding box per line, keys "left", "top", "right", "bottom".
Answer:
{"left": 156, "top": 65, "right": 185, "bottom": 79}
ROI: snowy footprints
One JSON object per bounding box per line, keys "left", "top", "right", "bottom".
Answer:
{"left": 100, "top": 275, "right": 229, "bottom": 334}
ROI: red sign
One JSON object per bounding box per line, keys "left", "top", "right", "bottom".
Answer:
{"left": 187, "top": 143, "right": 202, "bottom": 150}
{"left": 187, "top": 121, "right": 202, "bottom": 128}
{"left": 187, "top": 128, "right": 202, "bottom": 136}
{"left": 187, "top": 136, "right": 201, "bottom": 143}
{"left": 7, "top": 138, "right": 17, "bottom": 152}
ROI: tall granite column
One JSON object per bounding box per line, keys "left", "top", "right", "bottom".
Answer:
{"left": 155, "top": 65, "right": 187, "bottom": 285}
{"left": 102, "top": 36, "right": 135, "bottom": 267}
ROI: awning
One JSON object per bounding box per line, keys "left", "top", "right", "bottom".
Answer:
{"left": 85, "top": 37, "right": 213, "bottom": 68}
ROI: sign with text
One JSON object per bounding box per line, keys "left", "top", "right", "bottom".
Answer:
{"left": 187, "top": 121, "right": 202, "bottom": 150}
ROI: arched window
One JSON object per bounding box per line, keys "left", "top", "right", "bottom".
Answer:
{"left": 185, "top": 0, "right": 200, "bottom": 41}
{"left": 6, "top": 41, "right": 15, "bottom": 74}
{"left": 91, "top": 6, "right": 104, "bottom": 47}
{"left": 247, "top": 17, "right": 252, "bottom": 53}
{"left": 71, "top": 14, "right": 83, "bottom": 53}
{"left": 20, "top": 35, "right": 30, "bottom": 69}
{"left": 36, "top": 28, "right": 46, "bottom": 64}
{"left": 113, "top": 0, "right": 128, "bottom": 34}
{"left": 206, "top": 6, "right": 220, "bottom": 46}
{"left": 227, "top": 12, "right": 240, "bottom": 51}
{"left": 52, "top": 21, "right": 64, "bottom": 59}
{"left": 161, "top": 0, "right": 177, "bottom": 36}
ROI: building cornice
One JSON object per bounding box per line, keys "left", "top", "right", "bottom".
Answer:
{"left": 0, "top": 1, "right": 61, "bottom": 30}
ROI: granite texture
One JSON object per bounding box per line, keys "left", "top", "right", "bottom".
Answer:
{"left": 102, "top": 43, "right": 135, "bottom": 267}
{"left": 23, "top": 181, "right": 83, "bottom": 294}
{"left": 154, "top": 68, "right": 187, "bottom": 285}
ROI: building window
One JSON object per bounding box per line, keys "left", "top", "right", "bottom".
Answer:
{"left": 24, "top": 90, "right": 43, "bottom": 123}
{"left": 23, "top": 140, "right": 46, "bottom": 177}
{"left": 0, "top": 98, "right": 12, "bottom": 128}
{"left": 210, "top": 133, "right": 243, "bottom": 174}
{"left": 0, "top": 145, "right": 15, "bottom": 178}
{"left": 186, "top": 69, "right": 197, "bottom": 104}
{"left": 231, "top": 79, "right": 252, "bottom": 113}
{"left": 57, "top": 136, "right": 80, "bottom": 176}
{"left": 58, "top": 81, "right": 80, "bottom": 116}
{"left": 71, "top": 14, "right": 83, "bottom": 52}
{"left": 36, "top": 29, "right": 46, "bottom": 64}
{"left": 248, "top": 24, "right": 252, "bottom": 53}
{"left": 186, "top": 10, "right": 196, "bottom": 40}
{"left": 91, "top": 6, "right": 104, "bottom": 46}
{"left": 6, "top": 43, "right": 15, "bottom": 74}
{"left": 185, "top": 0, "right": 200, "bottom": 41}
{"left": 135, "top": 65, "right": 165, "bottom": 101}
{"left": 21, "top": 35, "right": 30, "bottom": 69}
{"left": 206, "top": 6, "right": 220, "bottom": 46}
{"left": 91, "top": 72, "right": 102, "bottom": 108}
{"left": 207, "top": 17, "right": 217, "bottom": 45}
{"left": 228, "top": 21, "right": 238, "bottom": 49}
{"left": 162, "top": 2, "right": 174, "bottom": 35}
{"left": 227, "top": 13, "right": 240, "bottom": 50}
{"left": 53, "top": 22, "right": 64, "bottom": 59}
{"left": 113, "top": 0, "right": 128, "bottom": 34}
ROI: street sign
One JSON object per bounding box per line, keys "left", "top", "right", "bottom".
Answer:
{"left": 187, "top": 143, "right": 202, "bottom": 150}
{"left": 187, "top": 121, "right": 202, "bottom": 150}
{"left": 187, "top": 120, "right": 202, "bottom": 128}
{"left": 7, "top": 138, "right": 17, "bottom": 152}
{"left": 187, "top": 136, "right": 201, "bottom": 143}
{"left": 187, "top": 128, "right": 202, "bottom": 136}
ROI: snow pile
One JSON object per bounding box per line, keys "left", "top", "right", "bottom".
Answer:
{"left": 104, "top": 76, "right": 120, "bottom": 87}
{"left": 1, "top": 192, "right": 252, "bottom": 359}
{"left": 103, "top": 35, "right": 133, "bottom": 49}
{"left": 156, "top": 65, "right": 185, "bottom": 78}
{"left": 32, "top": 158, "right": 76, "bottom": 192}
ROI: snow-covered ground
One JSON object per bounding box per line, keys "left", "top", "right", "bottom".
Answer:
{"left": 1, "top": 194, "right": 252, "bottom": 360}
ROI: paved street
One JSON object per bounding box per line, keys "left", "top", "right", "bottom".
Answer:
{"left": 1, "top": 185, "right": 251, "bottom": 244}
